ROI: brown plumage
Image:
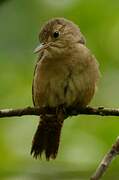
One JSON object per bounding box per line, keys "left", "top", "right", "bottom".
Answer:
{"left": 31, "top": 18, "right": 100, "bottom": 160}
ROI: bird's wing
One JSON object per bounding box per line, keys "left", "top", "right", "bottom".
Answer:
{"left": 32, "top": 52, "right": 44, "bottom": 106}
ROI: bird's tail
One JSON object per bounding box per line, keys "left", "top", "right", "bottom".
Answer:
{"left": 31, "top": 111, "right": 64, "bottom": 160}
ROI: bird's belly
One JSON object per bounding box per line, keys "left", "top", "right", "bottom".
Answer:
{"left": 33, "top": 68, "right": 95, "bottom": 108}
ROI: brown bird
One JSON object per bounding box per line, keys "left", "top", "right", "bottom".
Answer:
{"left": 31, "top": 18, "right": 100, "bottom": 160}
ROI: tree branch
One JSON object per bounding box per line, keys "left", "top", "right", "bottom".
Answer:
{"left": 0, "top": 106, "right": 119, "bottom": 118}
{"left": 0, "top": 105, "right": 119, "bottom": 179}
{"left": 91, "top": 137, "right": 119, "bottom": 180}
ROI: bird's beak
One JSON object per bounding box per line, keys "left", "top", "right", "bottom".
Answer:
{"left": 34, "top": 43, "right": 46, "bottom": 54}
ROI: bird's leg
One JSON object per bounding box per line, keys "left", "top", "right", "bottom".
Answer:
{"left": 56, "top": 104, "right": 66, "bottom": 124}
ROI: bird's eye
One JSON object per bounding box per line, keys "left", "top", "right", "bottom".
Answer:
{"left": 53, "top": 31, "right": 60, "bottom": 38}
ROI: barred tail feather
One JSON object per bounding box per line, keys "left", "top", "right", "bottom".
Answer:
{"left": 31, "top": 113, "right": 64, "bottom": 160}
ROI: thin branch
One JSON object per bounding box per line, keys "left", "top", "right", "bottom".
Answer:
{"left": 0, "top": 106, "right": 119, "bottom": 118}
{"left": 91, "top": 137, "right": 119, "bottom": 180}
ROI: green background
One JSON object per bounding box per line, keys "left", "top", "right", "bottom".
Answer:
{"left": 0, "top": 0, "right": 119, "bottom": 179}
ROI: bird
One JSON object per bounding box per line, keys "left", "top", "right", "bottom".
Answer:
{"left": 31, "top": 17, "right": 100, "bottom": 160}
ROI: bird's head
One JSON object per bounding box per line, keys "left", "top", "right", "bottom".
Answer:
{"left": 34, "top": 18, "right": 85, "bottom": 56}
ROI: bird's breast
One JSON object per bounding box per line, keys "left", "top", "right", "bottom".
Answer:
{"left": 33, "top": 47, "right": 98, "bottom": 108}
{"left": 33, "top": 57, "right": 71, "bottom": 107}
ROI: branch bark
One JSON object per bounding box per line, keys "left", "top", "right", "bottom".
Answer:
{"left": 91, "top": 137, "right": 119, "bottom": 180}
{"left": 0, "top": 106, "right": 119, "bottom": 118}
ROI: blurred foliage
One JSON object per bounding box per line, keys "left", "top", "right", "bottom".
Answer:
{"left": 0, "top": 0, "right": 9, "bottom": 5}
{"left": 0, "top": 0, "right": 119, "bottom": 179}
